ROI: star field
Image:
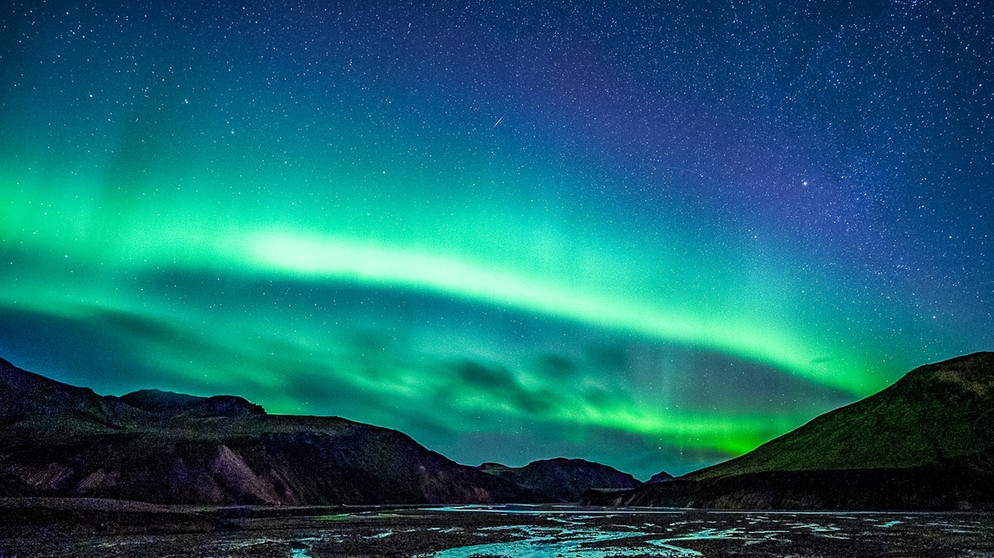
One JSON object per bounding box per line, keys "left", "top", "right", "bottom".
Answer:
{"left": 0, "top": 0, "right": 991, "bottom": 477}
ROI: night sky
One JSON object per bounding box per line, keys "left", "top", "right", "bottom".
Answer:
{"left": 1, "top": 0, "right": 991, "bottom": 478}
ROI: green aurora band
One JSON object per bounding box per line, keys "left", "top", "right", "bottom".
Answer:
{"left": 1, "top": 179, "right": 887, "bottom": 463}
{"left": 2, "top": 183, "right": 883, "bottom": 396}
{"left": 249, "top": 231, "right": 876, "bottom": 395}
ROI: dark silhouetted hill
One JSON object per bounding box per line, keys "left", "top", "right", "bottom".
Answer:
{"left": 477, "top": 457, "right": 641, "bottom": 502}
{"left": 586, "top": 352, "right": 994, "bottom": 510}
{"left": 647, "top": 471, "right": 674, "bottom": 483}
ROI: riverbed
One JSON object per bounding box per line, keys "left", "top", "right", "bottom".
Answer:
{"left": 2, "top": 504, "right": 991, "bottom": 557}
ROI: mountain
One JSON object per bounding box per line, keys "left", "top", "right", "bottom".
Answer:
{"left": 586, "top": 352, "right": 994, "bottom": 510}
{"left": 646, "top": 470, "right": 674, "bottom": 483}
{"left": 0, "top": 357, "right": 535, "bottom": 505}
{"left": 477, "top": 458, "right": 641, "bottom": 502}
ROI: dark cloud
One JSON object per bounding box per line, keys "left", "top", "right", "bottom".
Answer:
{"left": 535, "top": 353, "right": 578, "bottom": 379}
{"left": 681, "top": 351, "right": 854, "bottom": 414}
{"left": 584, "top": 343, "right": 628, "bottom": 373}
{"left": 447, "top": 359, "right": 557, "bottom": 416}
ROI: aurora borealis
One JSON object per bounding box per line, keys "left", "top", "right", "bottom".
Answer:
{"left": 0, "top": 0, "right": 991, "bottom": 478}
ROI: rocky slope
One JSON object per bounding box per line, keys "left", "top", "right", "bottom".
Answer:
{"left": 0, "top": 357, "right": 534, "bottom": 505}
{"left": 586, "top": 352, "right": 994, "bottom": 510}
{"left": 477, "top": 457, "right": 642, "bottom": 502}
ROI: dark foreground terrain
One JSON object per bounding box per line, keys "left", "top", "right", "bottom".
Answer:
{"left": 1, "top": 500, "right": 992, "bottom": 557}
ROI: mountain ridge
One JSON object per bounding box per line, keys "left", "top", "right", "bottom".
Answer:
{"left": 690, "top": 351, "right": 994, "bottom": 480}
{"left": 477, "top": 457, "right": 641, "bottom": 502}
{"left": 0, "top": 357, "right": 641, "bottom": 505}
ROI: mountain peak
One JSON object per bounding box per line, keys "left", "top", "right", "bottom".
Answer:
{"left": 647, "top": 471, "right": 674, "bottom": 483}
{"left": 478, "top": 457, "right": 641, "bottom": 502}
